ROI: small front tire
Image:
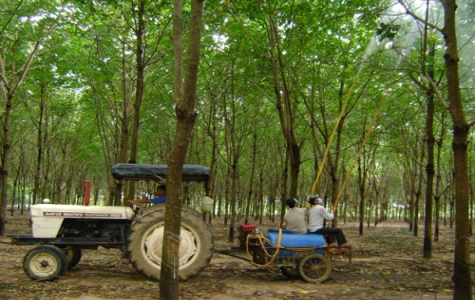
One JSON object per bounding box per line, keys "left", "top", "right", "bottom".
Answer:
{"left": 23, "top": 245, "right": 68, "bottom": 281}
{"left": 63, "top": 247, "right": 82, "bottom": 269}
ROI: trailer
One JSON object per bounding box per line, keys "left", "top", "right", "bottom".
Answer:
{"left": 219, "top": 224, "right": 352, "bottom": 283}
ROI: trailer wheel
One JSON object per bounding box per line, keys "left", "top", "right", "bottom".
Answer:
{"left": 298, "top": 253, "right": 331, "bottom": 283}
{"left": 127, "top": 208, "right": 214, "bottom": 281}
{"left": 63, "top": 247, "right": 82, "bottom": 269}
{"left": 23, "top": 245, "right": 68, "bottom": 281}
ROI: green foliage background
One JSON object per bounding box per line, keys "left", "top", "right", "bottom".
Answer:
{"left": 0, "top": 0, "right": 474, "bottom": 223}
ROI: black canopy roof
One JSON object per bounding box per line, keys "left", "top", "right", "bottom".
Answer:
{"left": 111, "top": 163, "right": 210, "bottom": 182}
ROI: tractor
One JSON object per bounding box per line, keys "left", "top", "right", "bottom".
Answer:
{"left": 8, "top": 163, "right": 214, "bottom": 281}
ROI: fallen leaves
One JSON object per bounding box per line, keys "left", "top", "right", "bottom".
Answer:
{"left": 0, "top": 215, "right": 457, "bottom": 300}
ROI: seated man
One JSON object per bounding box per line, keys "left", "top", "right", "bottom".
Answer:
{"left": 307, "top": 196, "right": 347, "bottom": 246}
{"left": 283, "top": 198, "right": 308, "bottom": 234}
{"left": 128, "top": 185, "right": 166, "bottom": 205}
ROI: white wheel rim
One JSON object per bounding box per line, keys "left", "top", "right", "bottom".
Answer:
{"left": 29, "top": 253, "right": 59, "bottom": 277}
{"left": 142, "top": 223, "right": 199, "bottom": 269}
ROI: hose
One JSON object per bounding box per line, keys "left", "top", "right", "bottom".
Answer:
{"left": 245, "top": 228, "right": 322, "bottom": 267}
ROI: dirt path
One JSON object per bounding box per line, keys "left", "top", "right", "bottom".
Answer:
{"left": 0, "top": 214, "right": 464, "bottom": 299}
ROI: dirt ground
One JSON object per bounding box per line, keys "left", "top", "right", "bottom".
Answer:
{"left": 0, "top": 213, "right": 470, "bottom": 300}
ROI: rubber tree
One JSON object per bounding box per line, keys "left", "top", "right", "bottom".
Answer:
{"left": 126, "top": 0, "right": 173, "bottom": 202}
{"left": 423, "top": 41, "right": 437, "bottom": 258}
{"left": 77, "top": 5, "right": 134, "bottom": 204}
{"left": 395, "top": 3, "right": 442, "bottom": 257}
{"left": 73, "top": 0, "right": 173, "bottom": 205}
{"left": 297, "top": 0, "right": 382, "bottom": 227}
{"left": 225, "top": 1, "right": 306, "bottom": 201}
{"left": 401, "top": 0, "right": 472, "bottom": 297}
{"left": 0, "top": 1, "right": 57, "bottom": 236}
{"left": 356, "top": 117, "right": 378, "bottom": 235}
{"left": 434, "top": 113, "right": 449, "bottom": 242}
{"left": 159, "top": 0, "right": 204, "bottom": 298}
{"left": 222, "top": 60, "right": 241, "bottom": 241}
{"left": 440, "top": 1, "right": 472, "bottom": 298}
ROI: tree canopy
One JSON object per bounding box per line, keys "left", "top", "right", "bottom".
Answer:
{"left": 0, "top": 0, "right": 473, "bottom": 223}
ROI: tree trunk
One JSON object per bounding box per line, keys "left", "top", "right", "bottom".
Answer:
{"left": 244, "top": 132, "right": 257, "bottom": 224}
{"left": 159, "top": 0, "right": 203, "bottom": 299}
{"left": 358, "top": 158, "right": 366, "bottom": 236}
{"left": 423, "top": 42, "right": 436, "bottom": 258}
{"left": 127, "top": 0, "right": 147, "bottom": 203}
{"left": 267, "top": 17, "right": 301, "bottom": 199}
{"left": 434, "top": 127, "right": 446, "bottom": 242}
{"left": 0, "top": 30, "right": 45, "bottom": 235}
{"left": 373, "top": 184, "right": 379, "bottom": 228}
{"left": 33, "top": 86, "right": 47, "bottom": 205}
{"left": 441, "top": 1, "right": 472, "bottom": 298}
{"left": 114, "top": 40, "right": 131, "bottom": 206}
{"left": 414, "top": 138, "right": 425, "bottom": 237}
{"left": 0, "top": 93, "right": 13, "bottom": 236}
{"left": 408, "top": 166, "right": 415, "bottom": 230}
{"left": 357, "top": 129, "right": 372, "bottom": 235}
{"left": 225, "top": 60, "right": 239, "bottom": 243}
{"left": 228, "top": 160, "right": 238, "bottom": 242}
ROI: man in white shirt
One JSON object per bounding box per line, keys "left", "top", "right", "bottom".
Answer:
{"left": 307, "top": 196, "right": 347, "bottom": 245}
{"left": 283, "top": 198, "right": 308, "bottom": 234}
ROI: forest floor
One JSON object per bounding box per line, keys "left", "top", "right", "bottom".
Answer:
{"left": 0, "top": 212, "right": 472, "bottom": 300}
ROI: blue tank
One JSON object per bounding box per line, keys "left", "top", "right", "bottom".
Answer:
{"left": 264, "top": 231, "right": 326, "bottom": 256}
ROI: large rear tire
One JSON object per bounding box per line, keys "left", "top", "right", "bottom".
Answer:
{"left": 139, "top": 203, "right": 202, "bottom": 219}
{"left": 23, "top": 245, "right": 68, "bottom": 281}
{"left": 127, "top": 207, "right": 214, "bottom": 281}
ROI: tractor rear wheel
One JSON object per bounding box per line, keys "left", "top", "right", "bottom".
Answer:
{"left": 140, "top": 203, "right": 202, "bottom": 217}
{"left": 127, "top": 207, "right": 214, "bottom": 281}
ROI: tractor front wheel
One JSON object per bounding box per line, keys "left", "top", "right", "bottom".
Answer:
{"left": 62, "top": 246, "right": 82, "bottom": 269}
{"left": 23, "top": 245, "right": 68, "bottom": 281}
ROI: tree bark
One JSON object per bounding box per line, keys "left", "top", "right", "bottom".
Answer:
{"left": 267, "top": 17, "right": 301, "bottom": 199}
{"left": 0, "top": 93, "right": 14, "bottom": 236}
{"left": 358, "top": 157, "right": 366, "bottom": 236}
{"left": 244, "top": 131, "right": 257, "bottom": 224}
{"left": 0, "top": 29, "right": 46, "bottom": 235}
{"left": 159, "top": 0, "right": 203, "bottom": 299}
{"left": 440, "top": 0, "right": 472, "bottom": 299}
{"left": 127, "top": 0, "right": 146, "bottom": 203}
{"left": 33, "top": 85, "right": 47, "bottom": 205}
{"left": 423, "top": 42, "right": 436, "bottom": 258}
{"left": 115, "top": 40, "right": 131, "bottom": 206}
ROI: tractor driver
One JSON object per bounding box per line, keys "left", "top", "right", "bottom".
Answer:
{"left": 128, "top": 185, "right": 167, "bottom": 206}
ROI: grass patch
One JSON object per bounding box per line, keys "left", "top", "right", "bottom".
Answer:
{"left": 0, "top": 284, "right": 19, "bottom": 290}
